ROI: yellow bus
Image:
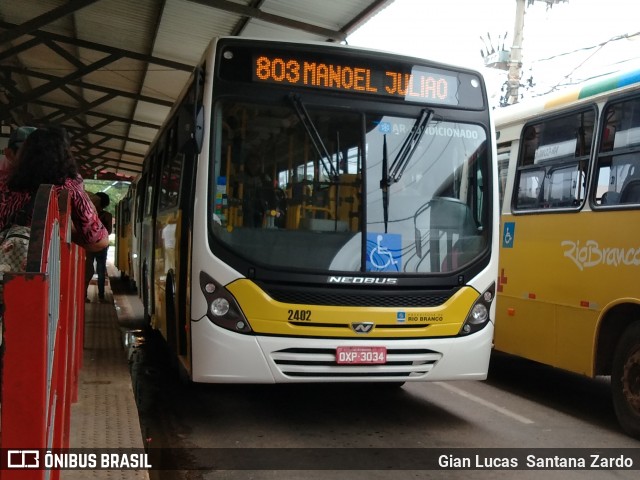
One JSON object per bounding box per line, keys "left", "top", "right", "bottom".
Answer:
{"left": 115, "top": 183, "right": 137, "bottom": 291}
{"left": 494, "top": 68, "right": 640, "bottom": 438}
{"left": 122, "top": 37, "right": 499, "bottom": 385}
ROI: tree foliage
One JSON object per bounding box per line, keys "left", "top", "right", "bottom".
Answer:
{"left": 83, "top": 179, "right": 131, "bottom": 217}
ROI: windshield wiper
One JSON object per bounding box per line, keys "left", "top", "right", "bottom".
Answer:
{"left": 380, "top": 108, "right": 432, "bottom": 233}
{"left": 380, "top": 135, "right": 390, "bottom": 232}
{"left": 389, "top": 108, "right": 432, "bottom": 183}
{"left": 288, "top": 93, "right": 338, "bottom": 179}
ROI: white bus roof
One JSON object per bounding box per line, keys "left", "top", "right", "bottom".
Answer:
{"left": 494, "top": 66, "right": 640, "bottom": 129}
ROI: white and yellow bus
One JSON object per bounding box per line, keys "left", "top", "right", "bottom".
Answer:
{"left": 122, "top": 37, "right": 499, "bottom": 385}
{"left": 495, "top": 68, "right": 640, "bottom": 438}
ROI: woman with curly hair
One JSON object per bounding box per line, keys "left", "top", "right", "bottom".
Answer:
{"left": 0, "top": 126, "right": 109, "bottom": 252}
{"left": 0, "top": 126, "right": 109, "bottom": 381}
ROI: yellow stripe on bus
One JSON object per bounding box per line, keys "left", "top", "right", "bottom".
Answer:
{"left": 544, "top": 90, "right": 580, "bottom": 109}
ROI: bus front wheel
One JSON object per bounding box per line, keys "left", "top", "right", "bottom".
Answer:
{"left": 612, "top": 322, "right": 640, "bottom": 439}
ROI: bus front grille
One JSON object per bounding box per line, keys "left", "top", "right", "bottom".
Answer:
{"left": 258, "top": 283, "right": 455, "bottom": 308}
{"left": 270, "top": 348, "right": 442, "bottom": 379}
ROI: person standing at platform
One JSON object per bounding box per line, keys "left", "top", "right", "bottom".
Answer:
{"left": 0, "top": 126, "right": 109, "bottom": 380}
{"left": 85, "top": 192, "right": 112, "bottom": 303}
{"left": 0, "top": 126, "right": 109, "bottom": 250}
{"left": 0, "top": 126, "right": 36, "bottom": 177}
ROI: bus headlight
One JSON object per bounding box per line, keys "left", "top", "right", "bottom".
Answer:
{"left": 469, "top": 304, "right": 488, "bottom": 324}
{"left": 211, "top": 298, "right": 230, "bottom": 316}
{"left": 459, "top": 282, "right": 494, "bottom": 336}
{"left": 199, "top": 271, "right": 252, "bottom": 334}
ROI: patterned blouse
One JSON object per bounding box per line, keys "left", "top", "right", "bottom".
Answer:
{"left": 0, "top": 172, "right": 108, "bottom": 246}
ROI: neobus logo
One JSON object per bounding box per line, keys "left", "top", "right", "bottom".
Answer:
{"left": 328, "top": 276, "right": 398, "bottom": 285}
{"left": 351, "top": 322, "right": 375, "bottom": 333}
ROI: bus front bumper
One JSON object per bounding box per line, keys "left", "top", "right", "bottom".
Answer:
{"left": 190, "top": 319, "right": 494, "bottom": 384}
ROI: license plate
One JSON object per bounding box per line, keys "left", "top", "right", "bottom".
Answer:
{"left": 336, "top": 346, "right": 387, "bottom": 365}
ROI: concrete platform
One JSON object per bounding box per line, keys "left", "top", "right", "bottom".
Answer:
{"left": 61, "top": 265, "right": 149, "bottom": 480}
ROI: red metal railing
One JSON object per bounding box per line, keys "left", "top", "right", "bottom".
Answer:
{"left": 0, "top": 185, "right": 86, "bottom": 480}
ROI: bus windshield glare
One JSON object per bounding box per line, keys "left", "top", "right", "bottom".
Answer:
{"left": 211, "top": 98, "right": 488, "bottom": 273}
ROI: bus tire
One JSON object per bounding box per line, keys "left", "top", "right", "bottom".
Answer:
{"left": 611, "top": 321, "right": 640, "bottom": 439}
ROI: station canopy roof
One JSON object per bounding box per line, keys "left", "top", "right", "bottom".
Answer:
{"left": 0, "top": 0, "right": 393, "bottom": 180}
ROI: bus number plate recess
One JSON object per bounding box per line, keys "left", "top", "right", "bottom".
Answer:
{"left": 336, "top": 346, "right": 387, "bottom": 365}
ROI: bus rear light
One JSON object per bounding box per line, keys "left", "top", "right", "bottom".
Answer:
{"left": 199, "top": 271, "right": 253, "bottom": 334}
{"left": 459, "top": 282, "right": 495, "bottom": 336}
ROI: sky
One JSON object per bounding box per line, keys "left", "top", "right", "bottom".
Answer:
{"left": 347, "top": 0, "right": 640, "bottom": 106}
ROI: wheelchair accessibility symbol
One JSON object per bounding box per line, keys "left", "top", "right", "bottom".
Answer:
{"left": 367, "top": 233, "right": 402, "bottom": 271}
{"left": 502, "top": 222, "right": 516, "bottom": 248}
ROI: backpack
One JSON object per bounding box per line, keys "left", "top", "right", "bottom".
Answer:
{"left": 0, "top": 224, "right": 31, "bottom": 279}
{"left": 0, "top": 196, "right": 35, "bottom": 290}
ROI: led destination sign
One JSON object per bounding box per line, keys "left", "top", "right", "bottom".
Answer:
{"left": 252, "top": 54, "right": 462, "bottom": 106}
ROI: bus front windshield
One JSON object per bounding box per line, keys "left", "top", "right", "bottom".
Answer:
{"left": 211, "top": 99, "right": 489, "bottom": 274}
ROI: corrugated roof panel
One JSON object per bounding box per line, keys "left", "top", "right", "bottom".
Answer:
{"left": 261, "top": 0, "right": 384, "bottom": 32}
{"left": 132, "top": 102, "right": 172, "bottom": 128}
{"left": 126, "top": 118, "right": 164, "bottom": 146}
{"left": 1, "top": 0, "right": 75, "bottom": 36}
{"left": 11, "top": 41, "right": 76, "bottom": 74}
{"left": 0, "top": 0, "right": 393, "bottom": 177}
{"left": 139, "top": 70, "right": 191, "bottom": 102}
{"left": 82, "top": 94, "right": 134, "bottom": 121}
{"left": 152, "top": 0, "right": 243, "bottom": 64}
{"left": 85, "top": 132, "right": 123, "bottom": 148}
{"left": 241, "top": 19, "right": 327, "bottom": 42}
{"left": 82, "top": 58, "right": 150, "bottom": 95}
{"left": 72, "top": 0, "right": 159, "bottom": 53}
